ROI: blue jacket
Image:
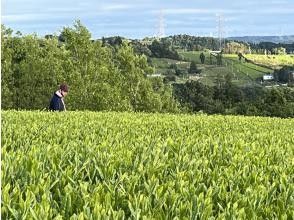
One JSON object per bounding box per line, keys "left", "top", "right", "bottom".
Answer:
{"left": 49, "top": 91, "right": 65, "bottom": 111}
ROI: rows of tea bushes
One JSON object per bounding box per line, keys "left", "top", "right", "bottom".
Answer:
{"left": 2, "top": 111, "right": 293, "bottom": 219}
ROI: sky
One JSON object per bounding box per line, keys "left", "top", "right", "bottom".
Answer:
{"left": 2, "top": 0, "right": 294, "bottom": 39}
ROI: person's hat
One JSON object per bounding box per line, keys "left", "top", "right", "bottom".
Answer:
{"left": 60, "top": 83, "right": 69, "bottom": 92}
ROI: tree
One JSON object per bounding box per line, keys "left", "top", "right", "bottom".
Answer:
{"left": 1, "top": 22, "right": 179, "bottom": 113}
{"left": 216, "top": 53, "right": 223, "bottom": 66}
{"left": 189, "top": 61, "right": 200, "bottom": 74}
{"left": 274, "top": 66, "right": 294, "bottom": 83}
{"left": 131, "top": 40, "right": 152, "bottom": 56}
{"left": 148, "top": 39, "right": 180, "bottom": 60}
{"left": 200, "top": 52, "right": 205, "bottom": 64}
{"left": 238, "top": 52, "right": 243, "bottom": 61}
{"left": 272, "top": 47, "right": 286, "bottom": 55}
{"left": 174, "top": 81, "right": 212, "bottom": 112}
{"left": 1, "top": 25, "right": 14, "bottom": 109}
{"left": 224, "top": 41, "right": 250, "bottom": 54}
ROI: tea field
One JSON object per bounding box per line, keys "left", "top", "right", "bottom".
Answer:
{"left": 1, "top": 111, "right": 294, "bottom": 219}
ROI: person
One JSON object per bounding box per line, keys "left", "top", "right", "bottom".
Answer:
{"left": 49, "top": 83, "right": 69, "bottom": 111}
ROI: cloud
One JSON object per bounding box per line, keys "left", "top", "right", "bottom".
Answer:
{"left": 2, "top": 13, "right": 70, "bottom": 22}
{"left": 2, "top": 2, "right": 136, "bottom": 24}
{"left": 99, "top": 3, "right": 135, "bottom": 11}
{"left": 158, "top": 8, "right": 247, "bottom": 15}
{"left": 255, "top": 7, "right": 294, "bottom": 14}
{"left": 270, "top": 0, "right": 289, "bottom": 4}
{"left": 2, "top": 0, "right": 294, "bottom": 38}
{"left": 95, "top": 2, "right": 153, "bottom": 13}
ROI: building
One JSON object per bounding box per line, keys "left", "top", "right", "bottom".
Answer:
{"left": 263, "top": 75, "right": 274, "bottom": 81}
{"left": 147, "top": 73, "right": 162, "bottom": 78}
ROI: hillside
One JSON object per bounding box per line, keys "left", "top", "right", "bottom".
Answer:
{"left": 227, "top": 35, "right": 294, "bottom": 44}
{"left": 244, "top": 54, "right": 294, "bottom": 69}
{"left": 150, "top": 51, "right": 277, "bottom": 86}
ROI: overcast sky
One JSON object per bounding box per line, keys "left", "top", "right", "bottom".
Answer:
{"left": 2, "top": 0, "right": 294, "bottom": 39}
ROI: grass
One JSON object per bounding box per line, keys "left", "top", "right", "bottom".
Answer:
{"left": 150, "top": 57, "right": 190, "bottom": 75}
{"left": 178, "top": 51, "right": 211, "bottom": 65}
{"left": 222, "top": 54, "right": 274, "bottom": 82}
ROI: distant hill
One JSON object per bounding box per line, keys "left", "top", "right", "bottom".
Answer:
{"left": 227, "top": 35, "right": 294, "bottom": 44}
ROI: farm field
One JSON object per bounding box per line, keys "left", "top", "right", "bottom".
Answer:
{"left": 244, "top": 54, "right": 294, "bottom": 69}
{"left": 162, "top": 51, "right": 275, "bottom": 85}
{"left": 222, "top": 54, "right": 274, "bottom": 84}
{"left": 179, "top": 51, "right": 211, "bottom": 65}
{"left": 149, "top": 57, "right": 188, "bottom": 75}
{"left": 150, "top": 52, "right": 289, "bottom": 87}
{"left": 2, "top": 111, "right": 294, "bottom": 219}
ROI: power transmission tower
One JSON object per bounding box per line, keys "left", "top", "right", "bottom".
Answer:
{"left": 217, "top": 14, "right": 225, "bottom": 51}
{"left": 278, "top": 25, "right": 285, "bottom": 42}
{"left": 157, "top": 9, "right": 165, "bottom": 39}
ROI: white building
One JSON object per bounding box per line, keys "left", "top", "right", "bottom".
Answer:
{"left": 147, "top": 73, "right": 162, "bottom": 78}
{"left": 263, "top": 75, "right": 274, "bottom": 81}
